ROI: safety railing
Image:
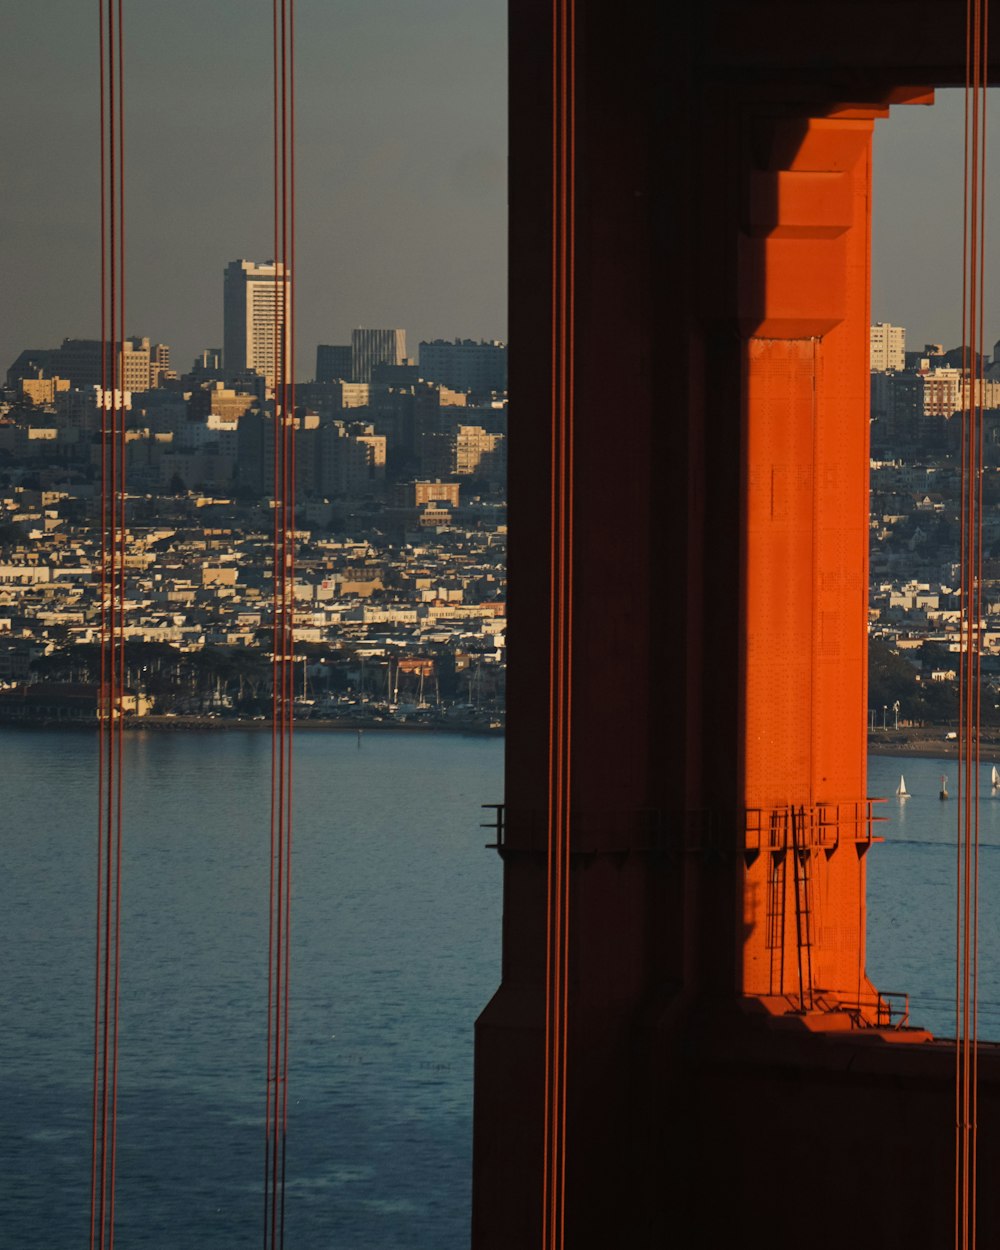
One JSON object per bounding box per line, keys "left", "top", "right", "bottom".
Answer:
{"left": 840, "top": 989, "right": 911, "bottom": 1030}
{"left": 744, "top": 798, "right": 887, "bottom": 863}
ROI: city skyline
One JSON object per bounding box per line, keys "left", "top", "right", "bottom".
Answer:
{"left": 7, "top": 11, "right": 1000, "bottom": 382}
{"left": 0, "top": 0, "right": 506, "bottom": 381}
{"left": 871, "top": 89, "right": 1000, "bottom": 349}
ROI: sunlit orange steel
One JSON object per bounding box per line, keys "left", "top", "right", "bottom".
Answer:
{"left": 471, "top": 3, "right": 1000, "bottom": 1248}
{"left": 740, "top": 115, "right": 880, "bottom": 1014}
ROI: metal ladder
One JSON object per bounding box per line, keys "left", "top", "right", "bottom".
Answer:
{"left": 765, "top": 810, "right": 787, "bottom": 995}
{"left": 790, "top": 805, "right": 814, "bottom": 1011}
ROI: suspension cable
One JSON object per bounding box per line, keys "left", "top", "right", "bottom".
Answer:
{"left": 90, "top": 3, "right": 126, "bottom": 1248}
{"left": 263, "top": 2, "right": 295, "bottom": 1246}
{"left": 542, "top": 2, "right": 575, "bottom": 1247}
{"left": 957, "top": 4, "right": 988, "bottom": 1245}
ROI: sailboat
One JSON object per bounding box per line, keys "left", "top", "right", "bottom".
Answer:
{"left": 992, "top": 764, "right": 1000, "bottom": 791}
{"left": 895, "top": 775, "right": 910, "bottom": 800}
{"left": 940, "top": 775, "right": 949, "bottom": 801}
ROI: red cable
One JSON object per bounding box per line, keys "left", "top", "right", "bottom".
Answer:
{"left": 280, "top": 8, "right": 297, "bottom": 1243}
{"left": 265, "top": 6, "right": 295, "bottom": 1246}
{"left": 543, "top": 4, "right": 574, "bottom": 1246}
{"left": 90, "top": 4, "right": 108, "bottom": 1245}
{"left": 974, "top": 35, "right": 987, "bottom": 1237}
{"left": 957, "top": 10, "right": 970, "bottom": 1240}
{"left": 542, "top": 0, "right": 560, "bottom": 1240}
{"left": 559, "top": 3, "right": 575, "bottom": 1236}
{"left": 101, "top": 0, "right": 117, "bottom": 1224}
{"left": 101, "top": 4, "right": 117, "bottom": 1240}
{"left": 971, "top": 12, "right": 987, "bottom": 1233}
{"left": 263, "top": 3, "right": 281, "bottom": 1243}
{"left": 955, "top": 10, "right": 970, "bottom": 1230}
{"left": 274, "top": 4, "right": 287, "bottom": 1242}
{"left": 969, "top": 11, "right": 979, "bottom": 1241}
{"left": 542, "top": 0, "right": 559, "bottom": 1231}
{"left": 91, "top": 5, "right": 126, "bottom": 1247}
{"left": 109, "top": 5, "right": 126, "bottom": 1243}
{"left": 957, "top": 6, "right": 987, "bottom": 1243}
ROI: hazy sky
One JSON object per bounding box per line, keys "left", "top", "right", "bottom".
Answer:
{"left": 872, "top": 89, "right": 1000, "bottom": 354}
{"left": 2, "top": 9, "right": 998, "bottom": 378}
{"left": 0, "top": 0, "right": 506, "bottom": 379}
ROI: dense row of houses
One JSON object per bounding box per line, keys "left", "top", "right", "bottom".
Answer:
{"left": 0, "top": 483, "right": 507, "bottom": 726}
{"left": 869, "top": 456, "right": 1000, "bottom": 723}
{"left": 1, "top": 325, "right": 509, "bottom": 725}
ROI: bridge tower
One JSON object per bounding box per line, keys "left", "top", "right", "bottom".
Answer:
{"left": 473, "top": 3, "right": 1000, "bottom": 1246}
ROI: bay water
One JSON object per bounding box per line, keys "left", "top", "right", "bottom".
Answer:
{"left": 2, "top": 730, "right": 996, "bottom": 1246}
{"left": 1, "top": 727, "right": 503, "bottom": 1248}
{"left": 866, "top": 752, "right": 1000, "bottom": 1038}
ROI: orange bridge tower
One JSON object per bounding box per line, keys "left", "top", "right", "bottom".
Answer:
{"left": 473, "top": 3, "right": 1000, "bottom": 1247}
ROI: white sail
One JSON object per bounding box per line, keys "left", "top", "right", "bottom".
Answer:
{"left": 992, "top": 764, "right": 999, "bottom": 789}
{"left": 896, "top": 774, "right": 909, "bottom": 798}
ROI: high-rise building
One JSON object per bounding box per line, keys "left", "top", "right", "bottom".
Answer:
{"left": 193, "top": 348, "right": 223, "bottom": 372}
{"left": 418, "top": 338, "right": 507, "bottom": 394}
{"left": 351, "top": 327, "right": 406, "bottom": 383}
{"left": 223, "top": 259, "right": 289, "bottom": 389}
{"left": 149, "top": 341, "right": 173, "bottom": 387}
{"left": 7, "top": 336, "right": 172, "bottom": 393}
{"left": 315, "top": 344, "right": 352, "bottom": 383}
{"left": 6, "top": 348, "right": 56, "bottom": 389}
{"left": 119, "top": 337, "right": 151, "bottom": 392}
{"left": 51, "top": 339, "right": 108, "bottom": 389}
{"left": 870, "top": 321, "right": 906, "bottom": 371}
{"left": 318, "top": 420, "right": 387, "bottom": 497}
{"left": 420, "top": 423, "right": 505, "bottom": 481}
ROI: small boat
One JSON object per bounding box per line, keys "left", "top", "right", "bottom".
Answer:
{"left": 992, "top": 764, "right": 999, "bottom": 791}
{"left": 896, "top": 775, "right": 910, "bottom": 799}
{"left": 940, "top": 775, "right": 949, "bottom": 801}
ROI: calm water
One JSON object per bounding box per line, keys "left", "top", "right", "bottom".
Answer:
{"left": 3, "top": 733, "right": 997, "bottom": 1246}
{"left": 867, "top": 753, "right": 1000, "bottom": 1038}
{"left": 0, "top": 727, "right": 504, "bottom": 1248}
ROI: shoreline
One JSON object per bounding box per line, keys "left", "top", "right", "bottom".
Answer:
{"left": 868, "top": 728, "right": 1000, "bottom": 761}
{"left": 4, "top": 718, "right": 997, "bottom": 756}
{"left": 0, "top": 713, "right": 504, "bottom": 736}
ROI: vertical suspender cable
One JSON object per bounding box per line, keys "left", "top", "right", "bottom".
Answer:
{"left": 542, "top": 2, "right": 574, "bottom": 1248}
{"left": 111, "top": 5, "right": 127, "bottom": 1236}
{"left": 958, "top": 10, "right": 973, "bottom": 1238}
{"left": 263, "top": 0, "right": 280, "bottom": 1238}
{"left": 264, "top": 3, "right": 295, "bottom": 1246}
{"left": 91, "top": 4, "right": 108, "bottom": 1242}
{"left": 91, "top": 3, "right": 126, "bottom": 1248}
{"left": 957, "top": 4, "right": 988, "bottom": 1246}
{"left": 281, "top": 7, "right": 297, "bottom": 1244}
{"left": 972, "top": 18, "right": 988, "bottom": 1232}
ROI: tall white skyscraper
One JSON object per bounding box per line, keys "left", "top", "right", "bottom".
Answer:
{"left": 351, "top": 327, "right": 406, "bottom": 383}
{"left": 223, "top": 259, "right": 289, "bottom": 389}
